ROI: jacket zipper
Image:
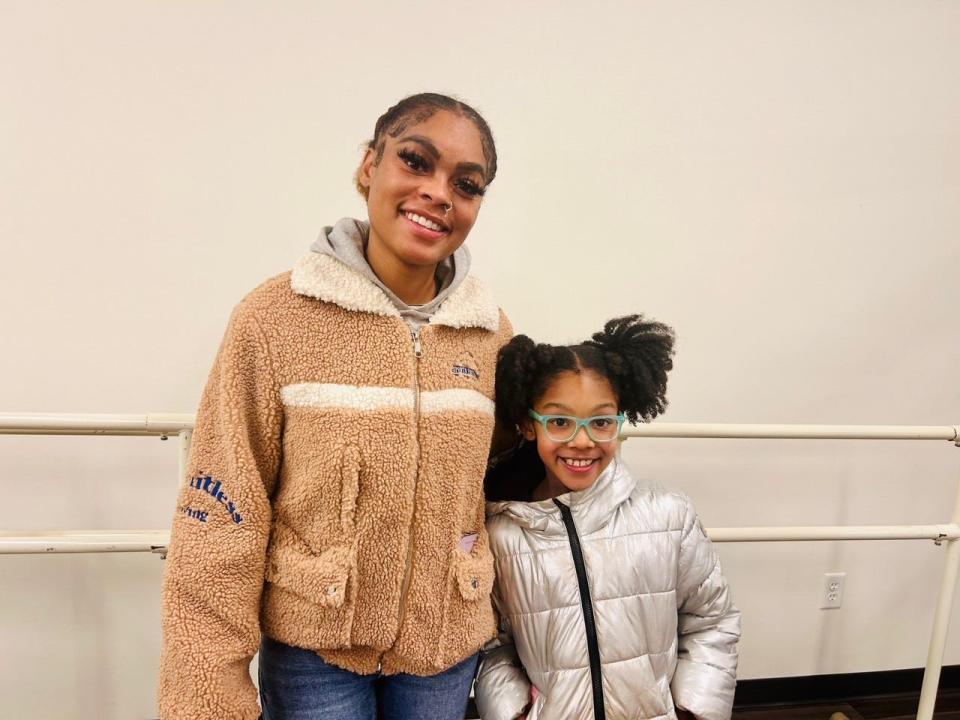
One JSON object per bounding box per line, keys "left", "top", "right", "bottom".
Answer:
{"left": 554, "top": 498, "right": 606, "bottom": 720}
{"left": 393, "top": 328, "right": 424, "bottom": 642}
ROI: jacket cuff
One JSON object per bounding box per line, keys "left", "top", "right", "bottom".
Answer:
{"left": 474, "top": 665, "right": 530, "bottom": 720}
{"left": 671, "top": 658, "right": 736, "bottom": 720}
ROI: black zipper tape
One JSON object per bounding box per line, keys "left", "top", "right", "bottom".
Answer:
{"left": 554, "top": 498, "right": 606, "bottom": 720}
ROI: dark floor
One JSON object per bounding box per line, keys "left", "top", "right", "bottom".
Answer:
{"left": 734, "top": 705, "right": 861, "bottom": 719}
{"left": 732, "top": 688, "right": 960, "bottom": 720}
{"left": 464, "top": 688, "right": 960, "bottom": 719}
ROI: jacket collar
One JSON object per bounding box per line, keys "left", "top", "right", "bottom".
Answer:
{"left": 486, "top": 457, "right": 639, "bottom": 537}
{"left": 290, "top": 252, "right": 501, "bottom": 332}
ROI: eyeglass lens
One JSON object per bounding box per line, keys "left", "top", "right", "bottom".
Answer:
{"left": 544, "top": 416, "right": 620, "bottom": 443}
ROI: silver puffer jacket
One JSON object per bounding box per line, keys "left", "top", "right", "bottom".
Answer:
{"left": 475, "top": 458, "right": 740, "bottom": 720}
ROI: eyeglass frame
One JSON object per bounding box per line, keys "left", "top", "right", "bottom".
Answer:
{"left": 527, "top": 409, "right": 626, "bottom": 444}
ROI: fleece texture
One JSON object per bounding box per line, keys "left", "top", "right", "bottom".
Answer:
{"left": 310, "top": 217, "right": 470, "bottom": 328}
{"left": 158, "top": 251, "right": 512, "bottom": 720}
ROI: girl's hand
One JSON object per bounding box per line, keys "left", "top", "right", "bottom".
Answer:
{"left": 516, "top": 685, "right": 540, "bottom": 719}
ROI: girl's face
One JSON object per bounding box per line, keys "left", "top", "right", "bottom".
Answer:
{"left": 522, "top": 370, "right": 621, "bottom": 498}
{"left": 357, "top": 109, "right": 488, "bottom": 271}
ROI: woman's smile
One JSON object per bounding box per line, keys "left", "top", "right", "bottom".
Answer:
{"left": 400, "top": 208, "right": 450, "bottom": 239}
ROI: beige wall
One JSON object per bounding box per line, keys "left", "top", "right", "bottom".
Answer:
{"left": 1, "top": 1, "right": 959, "bottom": 717}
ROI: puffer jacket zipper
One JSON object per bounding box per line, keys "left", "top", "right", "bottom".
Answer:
{"left": 554, "top": 498, "right": 606, "bottom": 720}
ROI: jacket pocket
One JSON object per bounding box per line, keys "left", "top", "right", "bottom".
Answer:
{"left": 454, "top": 546, "right": 495, "bottom": 601}
{"left": 436, "top": 533, "right": 497, "bottom": 667}
{"left": 274, "top": 410, "right": 364, "bottom": 548}
{"left": 265, "top": 542, "right": 355, "bottom": 609}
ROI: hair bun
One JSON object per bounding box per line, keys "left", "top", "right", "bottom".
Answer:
{"left": 589, "top": 314, "right": 670, "bottom": 353}
{"left": 494, "top": 334, "right": 538, "bottom": 429}
{"left": 586, "top": 314, "right": 676, "bottom": 423}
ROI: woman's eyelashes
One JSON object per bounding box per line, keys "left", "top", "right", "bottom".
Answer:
{"left": 455, "top": 178, "right": 485, "bottom": 197}
{"left": 397, "top": 148, "right": 486, "bottom": 198}
{"left": 398, "top": 147, "right": 429, "bottom": 172}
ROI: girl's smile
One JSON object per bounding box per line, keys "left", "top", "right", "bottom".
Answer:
{"left": 558, "top": 457, "right": 600, "bottom": 472}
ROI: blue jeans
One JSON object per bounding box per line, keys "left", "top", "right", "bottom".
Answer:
{"left": 258, "top": 635, "right": 479, "bottom": 720}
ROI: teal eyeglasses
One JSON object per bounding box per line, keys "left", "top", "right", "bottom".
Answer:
{"left": 528, "top": 410, "right": 626, "bottom": 443}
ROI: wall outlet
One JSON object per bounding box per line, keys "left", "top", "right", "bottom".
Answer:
{"left": 822, "top": 572, "right": 845, "bottom": 609}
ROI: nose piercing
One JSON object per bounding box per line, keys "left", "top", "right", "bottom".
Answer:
{"left": 441, "top": 202, "right": 453, "bottom": 216}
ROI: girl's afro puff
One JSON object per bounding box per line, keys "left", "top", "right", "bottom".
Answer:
{"left": 494, "top": 314, "right": 675, "bottom": 431}
{"left": 585, "top": 314, "right": 675, "bottom": 423}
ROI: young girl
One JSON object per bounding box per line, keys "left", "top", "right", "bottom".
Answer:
{"left": 475, "top": 316, "right": 740, "bottom": 720}
{"left": 159, "top": 93, "right": 512, "bottom": 720}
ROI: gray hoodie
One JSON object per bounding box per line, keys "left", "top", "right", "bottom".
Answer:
{"left": 310, "top": 217, "right": 471, "bottom": 330}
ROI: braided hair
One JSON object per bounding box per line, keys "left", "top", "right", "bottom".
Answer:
{"left": 486, "top": 315, "right": 675, "bottom": 501}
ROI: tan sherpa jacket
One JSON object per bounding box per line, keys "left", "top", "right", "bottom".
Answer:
{"left": 158, "top": 251, "right": 512, "bottom": 720}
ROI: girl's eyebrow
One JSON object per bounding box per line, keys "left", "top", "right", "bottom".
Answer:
{"left": 397, "top": 134, "right": 487, "bottom": 179}
{"left": 541, "top": 401, "right": 618, "bottom": 414}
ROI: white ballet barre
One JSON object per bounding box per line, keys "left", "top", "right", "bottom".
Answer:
{"left": 0, "top": 412, "right": 194, "bottom": 436}
{"left": 621, "top": 422, "right": 960, "bottom": 442}
{"left": 0, "top": 412, "right": 194, "bottom": 557}
{"left": 1, "top": 413, "right": 959, "bottom": 720}
{"left": 625, "top": 421, "right": 960, "bottom": 720}
{"left": 710, "top": 524, "right": 960, "bottom": 543}
{"left": 0, "top": 530, "right": 171, "bottom": 554}
{"left": 3, "top": 524, "right": 960, "bottom": 557}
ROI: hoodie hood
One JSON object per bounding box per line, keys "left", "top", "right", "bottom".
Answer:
{"left": 291, "top": 218, "right": 500, "bottom": 332}
{"left": 308, "top": 217, "right": 471, "bottom": 329}
{"left": 486, "top": 456, "right": 639, "bottom": 537}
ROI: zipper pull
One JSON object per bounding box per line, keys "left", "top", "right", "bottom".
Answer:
{"left": 411, "top": 330, "right": 423, "bottom": 358}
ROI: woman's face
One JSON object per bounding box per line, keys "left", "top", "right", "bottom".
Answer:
{"left": 358, "top": 109, "right": 488, "bottom": 271}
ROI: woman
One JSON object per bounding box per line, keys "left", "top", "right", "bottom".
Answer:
{"left": 159, "top": 93, "right": 512, "bottom": 720}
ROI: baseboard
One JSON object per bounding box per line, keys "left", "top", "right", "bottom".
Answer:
{"left": 734, "top": 665, "right": 960, "bottom": 707}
